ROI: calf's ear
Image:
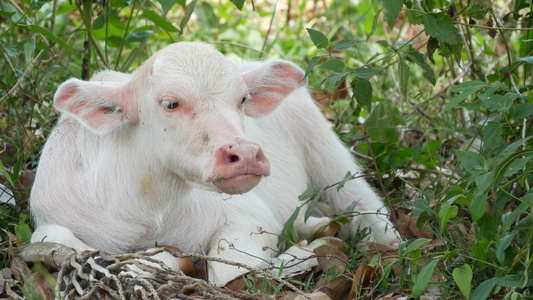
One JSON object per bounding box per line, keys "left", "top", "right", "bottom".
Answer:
{"left": 54, "top": 79, "right": 136, "bottom": 135}
{"left": 241, "top": 60, "right": 307, "bottom": 117}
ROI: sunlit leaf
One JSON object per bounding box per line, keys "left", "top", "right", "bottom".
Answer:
{"left": 307, "top": 28, "right": 329, "bottom": 49}
{"left": 453, "top": 264, "right": 472, "bottom": 299}
{"left": 230, "top": 0, "right": 245, "bottom": 10}
{"left": 334, "top": 39, "right": 365, "bottom": 50}
{"left": 398, "top": 58, "right": 410, "bottom": 99}
{"left": 305, "top": 56, "right": 322, "bottom": 79}
{"left": 380, "top": 0, "right": 404, "bottom": 27}
{"left": 142, "top": 10, "right": 179, "bottom": 32}
{"left": 406, "top": 238, "right": 432, "bottom": 253}
{"left": 353, "top": 77, "right": 373, "bottom": 112}
{"left": 445, "top": 81, "right": 488, "bottom": 111}
{"left": 27, "top": 25, "right": 73, "bottom": 54}
{"left": 412, "top": 259, "right": 439, "bottom": 298}
{"left": 423, "top": 13, "right": 460, "bottom": 44}
{"left": 158, "top": 0, "right": 178, "bottom": 12}
{"left": 319, "top": 59, "right": 345, "bottom": 72}
{"left": 496, "top": 233, "right": 514, "bottom": 265}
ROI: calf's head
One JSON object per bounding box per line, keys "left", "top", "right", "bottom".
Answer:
{"left": 53, "top": 42, "right": 307, "bottom": 194}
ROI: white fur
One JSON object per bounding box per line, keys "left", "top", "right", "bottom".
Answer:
{"left": 30, "top": 42, "right": 400, "bottom": 286}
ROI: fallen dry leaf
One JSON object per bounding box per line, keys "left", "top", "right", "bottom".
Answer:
{"left": 347, "top": 264, "right": 377, "bottom": 299}
{"left": 313, "top": 244, "right": 348, "bottom": 275}
{"left": 280, "top": 291, "right": 332, "bottom": 300}
{"left": 393, "top": 210, "right": 434, "bottom": 240}
{"left": 316, "top": 275, "right": 353, "bottom": 300}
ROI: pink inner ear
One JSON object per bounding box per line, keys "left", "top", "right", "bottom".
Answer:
{"left": 54, "top": 79, "right": 136, "bottom": 134}
{"left": 242, "top": 60, "right": 307, "bottom": 118}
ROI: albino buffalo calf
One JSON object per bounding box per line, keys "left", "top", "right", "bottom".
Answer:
{"left": 30, "top": 42, "right": 399, "bottom": 285}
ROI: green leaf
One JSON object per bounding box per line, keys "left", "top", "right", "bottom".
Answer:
{"left": 278, "top": 206, "right": 300, "bottom": 251}
{"left": 334, "top": 39, "right": 365, "bottom": 50}
{"left": 337, "top": 171, "right": 355, "bottom": 191}
{"left": 398, "top": 58, "right": 410, "bottom": 99}
{"left": 408, "top": 0, "right": 424, "bottom": 25}
{"left": 142, "top": 10, "right": 179, "bottom": 32}
{"left": 125, "top": 30, "right": 154, "bottom": 43}
{"left": 323, "top": 72, "right": 349, "bottom": 94}
{"left": 350, "top": 67, "right": 383, "bottom": 78}
{"left": 471, "top": 277, "right": 500, "bottom": 300}
{"left": 412, "top": 259, "right": 440, "bottom": 298}
{"left": 496, "top": 233, "right": 514, "bottom": 265}
{"left": 502, "top": 194, "right": 533, "bottom": 233}
{"left": 427, "top": 36, "right": 439, "bottom": 64}
{"left": 495, "top": 137, "right": 533, "bottom": 166}
{"left": 230, "top": 0, "right": 245, "bottom": 10}
{"left": 30, "top": 0, "right": 52, "bottom": 10}
{"left": 438, "top": 202, "right": 458, "bottom": 233}
{"left": 0, "top": 11, "right": 16, "bottom": 18}
{"left": 367, "top": 9, "right": 383, "bottom": 41}
{"left": 444, "top": 81, "right": 488, "bottom": 112}
{"left": 179, "top": 0, "right": 197, "bottom": 33}
{"left": 307, "top": 28, "right": 329, "bottom": 49}
{"left": 299, "top": 185, "right": 319, "bottom": 201}
{"left": 406, "top": 238, "right": 432, "bottom": 253}
{"left": 453, "top": 264, "right": 472, "bottom": 299}
{"left": 15, "top": 214, "right": 32, "bottom": 244}
{"left": 471, "top": 191, "right": 488, "bottom": 222}
{"left": 513, "top": 103, "right": 533, "bottom": 118}
{"left": 343, "top": 200, "right": 360, "bottom": 215}
{"left": 304, "top": 190, "right": 323, "bottom": 222}
{"left": 158, "top": 0, "right": 178, "bottom": 12}
{"left": 1, "top": 45, "right": 18, "bottom": 57}
{"left": 464, "top": 0, "right": 492, "bottom": 19}
{"left": 478, "top": 92, "right": 518, "bottom": 113}
{"left": 471, "top": 240, "right": 489, "bottom": 269}
{"left": 319, "top": 59, "right": 346, "bottom": 72}
{"left": 27, "top": 25, "right": 73, "bottom": 54}
{"left": 493, "top": 149, "right": 533, "bottom": 191}
{"left": 365, "top": 101, "right": 397, "bottom": 142}
{"left": 380, "top": 0, "right": 404, "bottom": 27}
{"left": 482, "top": 122, "right": 503, "bottom": 146}
{"left": 406, "top": 50, "right": 436, "bottom": 85}
{"left": 449, "top": 80, "right": 489, "bottom": 93}
{"left": 353, "top": 77, "right": 373, "bottom": 112}
{"left": 305, "top": 56, "right": 322, "bottom": 79}
{"left": 456, "top": 151, "right": 486, "bottom": 176}
{"left": 423, "top": 13, "right": 460, "bottom": 44}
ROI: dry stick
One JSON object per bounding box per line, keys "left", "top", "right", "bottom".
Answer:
{"left": 147, "top": 248, "right": 308, "bottom": 299}
{"left": 361, "top": 128, "right": 394, "bottom": 217}
{"left": 210, "top": 42, "right": 267, "bottom": 56}
{"left": 0, "top": 49, "right": 45, "bottom": 104}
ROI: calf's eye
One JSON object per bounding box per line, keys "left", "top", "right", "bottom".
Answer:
{"left": 162, "top": 100, "right": 179, "bottom": 110}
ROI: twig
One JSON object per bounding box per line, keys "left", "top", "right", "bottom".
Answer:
{"left": 361, "top": 128, "right": 395, "bottom": 217}
{"left": 210, "top": 41, "right": 267, "bottom": 56}
{"left": 0, "top": 49, "right": 45, "bottom": 104}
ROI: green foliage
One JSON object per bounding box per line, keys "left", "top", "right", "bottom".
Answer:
{"left": 2, "top": 0, "right": 533, "bottom": 298}
{"left": 297, "top": 0, "right": 533, "bottom": 298}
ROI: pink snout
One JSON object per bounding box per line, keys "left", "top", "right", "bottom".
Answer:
{"left": 205, "top": 139, "right": 270, "bottom": 194}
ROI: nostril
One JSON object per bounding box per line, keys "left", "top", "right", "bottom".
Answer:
{"left": 229, "top": 155, "right": 239, "bottom": 163}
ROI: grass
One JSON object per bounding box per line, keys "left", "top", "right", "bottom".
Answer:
{"left": 1, "top": 0, "right": 533, "bottom": 298}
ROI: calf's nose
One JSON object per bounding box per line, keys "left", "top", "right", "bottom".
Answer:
{"left": 215, "top": 140, "right": 270, "bottom": 175}
{"left": 206, "top": 139, "right": 270, "bottom": 194}
{"left": 219, "top": 142, "right": 268, "bottom": 167}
